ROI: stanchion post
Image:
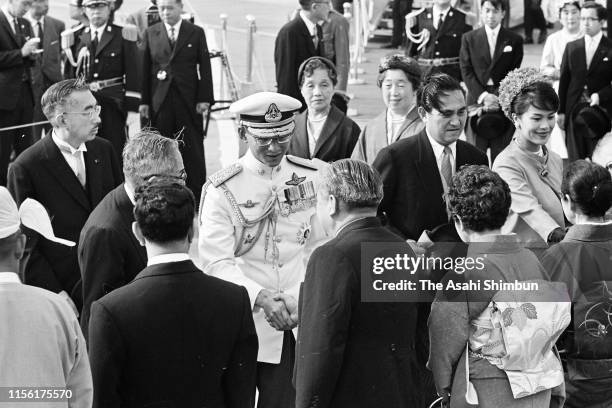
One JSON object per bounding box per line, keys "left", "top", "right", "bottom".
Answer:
{"left": 219, "top": 13, "right": 229, "bottom": 103}
{"left": 245, "top": 15, "right": 256, "bottom": 84}
{"left": 348, "top": 0, "right": 366, "bottom": 85}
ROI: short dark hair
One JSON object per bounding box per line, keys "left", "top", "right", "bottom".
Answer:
{"left": 41, "top": 78, "right": 90, "bottom": 121}
{"left": 562, "top": 160, "right": 612, "bottom": 218}
{"left": 298, "top": 57, "right": 338, "bottom": 87}
{"left": 376, "top": 54, "right": 422, "bottom": 90}
{"left": 134, "top": 178, "right": 195, "bottom": 244}
{"left": 559, "top": 0, "right": 580, "bottom": 14}
{"left": 511, "top": 81, "right": 559, "bottom": 116}
{"left": 582, "top": 1, "right": 606, "bottom": 20}
{"left": 319, "top": 159, "right": 383, "bottom": 210}
{"left": 417, "top": 73, "right": 466, "bottom": 113}
{"left": 299, "top": 0, "right": 323, "bottom": 9}
{"left": 448, "top": 165, "right": 511, "bottom": 232}
{"left": 480, "top": 0, "right": 506, "bottom": 12}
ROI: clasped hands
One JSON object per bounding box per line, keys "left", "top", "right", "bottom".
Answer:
{"left": 256, "top": 289, "right": 298, "bottom": 331}
{"left": 480, "top": 92, "right": 500, "bottom": 112}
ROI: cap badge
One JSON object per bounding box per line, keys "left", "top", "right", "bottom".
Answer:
{"left": 264, "top": 103, "right": 282, "bottom": 123}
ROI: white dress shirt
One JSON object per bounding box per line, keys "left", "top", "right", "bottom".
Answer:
{"left": 26, "top": 13, "right": 43, "bottom": 38}
{"left": 0, "top": 272, "right": 20, "bottom": 284}
{"left": 484, "top": 24, "right": 501, "bottom": 60}
{"left": 432, "top": 5, "right": 450, "bottom": 30}
{"left": 164, "top": 19, "right": 182, "bottom": 42}
{"left": 147, "top": 253, "right": 190, "bottom": 266}
{"left": 51, "top": 131, "right": 87, "bottom": 183}
{"left": 585, "top": 31, "right": 603, "bottom": 69}
{"left": 1, "top": 5, "right": 18, "bottom": 33}
{"left": 426, "top": 131, "right": 457, "bottom": 189}
{"left": 89, "top": 23, "right": 107, "bottom": 43}
{"left": 307, "top": 114, "right": 327, "bottom": 158}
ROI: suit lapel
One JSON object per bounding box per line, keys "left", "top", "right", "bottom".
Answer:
{"left": 115, "top": 185, "right": 147, "bottom": 265}
{"left": 588, "top": 36, "right": 610, "bottom": 74}
{"left": 394, "top": 106, "right": 420, "bottom": 142}
{"left": 415, "top": 131, "right": 445, "bottom": 209}
{"left": 154, "top": 23, "right": 172, "bottom": 62}
{"left": 491, "top": 28, "right": 508, "bottom": 67}
{"left": 292, "top": 112, "right": 310, "bottom": 158}
{"left": 79, "top": 27, "right": 92, "bottom": 51}
{"left": 41, "top": 136, "right": 91, "bottom": 211}
{"left": 42, "top": 16, "right": 51, "bottom": 49}
{"left": 477, "top": 27, "right": 492, "bottom": 66}
{"left": 313, "top": 106, "right": 342, "bottom": 157}
{"left": 95, "top": 25, "right": 113, "bottom": 56}
{"left": 435, "top": 8, "right": 455, "bottom": 41}
{"left": 371, "top": 111, "right": 388, "bottom": 157}
{"left": 0, "top": 10, "right": 18, "bottom": 47}
{"left": 577, "top": 38, "right": 588, "bottom": 72}
{"left": 171, "top": 22, "right": 191, "bottom": 58}
{"left": 84, "top": 142, "right": 104, "bottom": 205}
{"left": 296, "top": 16, "right": 316, "bottom": 55}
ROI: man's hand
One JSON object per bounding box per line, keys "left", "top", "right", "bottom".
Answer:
{"left": 58, "top": 290, "right": 79, "bottom": 318}
{"left": 482, "top": 93, "right": 500, "bottom": 111}
{"left": 196, "top": 102, "right": 210, "bottom": 115}
{"left": 21, "top": 38, "right": 40, "bottom": 57}
{"left": 557, "top": 113, "right": 565, "bottom": 130}
{"left": 139, "top": 104, "right": 150, "bottom": 119}
{"left": 256, "top": 289, "right": 294, "bottom": 331}
{"left": 590, "top": 93, "right": 600, "bottom": 106}
{"left": 274, "top": 292, "right": 298, "bottom": 327}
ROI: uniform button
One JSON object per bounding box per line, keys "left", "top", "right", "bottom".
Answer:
{"left": 257, "top": 169, "right": 264, "bottom": 176}
{"left": 435, "top": 40, "right": 438, "bottom": 44}
{"left": 435, "top": 52, "right": 440, "bottom": 56}
{"left": 93, "top": 73, "right": 99, "bottom": 78}
{"left": 390, "top": 343, "right": 396, "bottom": 352}
{"left": 94, "top": 59, "right": 99, "bottom": 63}
{"left": 278, "top": 263, "right": 284, "bottom": 268}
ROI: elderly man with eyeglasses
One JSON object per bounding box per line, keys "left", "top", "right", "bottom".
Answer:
{"left": 199, "top": 91, "right": 326, "bottom": 408}
{"left": 7, "top": 77, "right": 122, "bottom": 316}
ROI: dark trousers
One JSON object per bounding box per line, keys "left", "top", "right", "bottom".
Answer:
{"left": 152, "top": 85, "right": 206, "bottom": 202}
{"left": 256, "top": 331, "right": 295, "bottom": 408}
{"left": 0, "top": 82, "right": 34, "bottom": 186}
{"left": 94, "top": 90, "right": 128, "bottom": 164}
{"left": 391, "top": 0, "right": 412, "bottom": 47}
{"left": 475, "top": 122, "right": 514, "bottom": 164}
{"left": 524, "top": 0, "right": 547, "bottom": 38}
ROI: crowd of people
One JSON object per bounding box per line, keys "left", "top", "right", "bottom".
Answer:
{"left": 0, "top": 0, "right": 612, "bottom": 407}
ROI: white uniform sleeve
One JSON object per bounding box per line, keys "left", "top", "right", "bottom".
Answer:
{"left": 199, "top": 184, "right": 264, "bottom": 310}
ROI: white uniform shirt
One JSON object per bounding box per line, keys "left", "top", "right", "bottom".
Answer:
{"left": 199, "top": 151, "right": 322, "bottom": 363}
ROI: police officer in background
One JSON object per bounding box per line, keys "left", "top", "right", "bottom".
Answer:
{"left": 62, "top": 0, "right": 137, "bottom": 159}
{"left": 406, "top": 0, "right": 472, "bottom": 81}
{"left": 199, "top": 92, "right": 326, "bottom": 408}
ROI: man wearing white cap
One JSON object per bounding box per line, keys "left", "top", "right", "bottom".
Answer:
{"left": 0, "top": 186, "right": 93, "bottom": 408}
{"left": 199, "top": 92, "right": 325, "bottom": 408}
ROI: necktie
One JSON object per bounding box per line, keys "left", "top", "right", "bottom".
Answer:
{"left": 92, "top": 30, "right": 99, "bottom": 52}
{"left": 13, "top": 17, "right": 22, "bottom": 36}
{"left": 586, "top": 38, "right": 595, "bottom": 69}
{"left": 436, "top": 12, "right": 445, "bottom": 30}
{"left": 36, "top": 21, "right": 43, "bottom": 48}
{"left": 169, "top": 27, "right": 176, "bottom": 48}
{"left": 489, "top": 32, "right": 496, "bottom": 59}
{"left": 440, "top": 146, "right": 452, "bottom": 189}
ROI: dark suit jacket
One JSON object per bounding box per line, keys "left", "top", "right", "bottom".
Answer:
{"left": 141, "top": 21, "right": 214, "bottom": 125}
{"left": 295, "top": 217, "right": 421, "bottom": 408}
{"left": 558, "top": 35, "right": 612, "bottom": 116}
{"left": 0, "top": 9, "right": 34, "bottom": 111}
{"left": 78, "top": 184, "right": 147, "bottom": 340}
{"left": 459, "top": 26, "right": 523, "bottom": 105}
{"left": 30, "top": 15, "right": 64, "bottom": 86}
{"left": 288, "top": 105, "right": 360, "bottom": 161}
{"left": 7, "top": 135, "right": 122, "bottom": 307}
{"left": 89, "top": 260, "right": 258, "bottom": 408}
{"left": 274, "top": 15, "right": 318, "bottom": 108}
{"left": 373, "top": 130, "right": 488, "bottom": 240}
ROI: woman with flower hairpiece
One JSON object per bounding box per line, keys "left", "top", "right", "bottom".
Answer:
{"left": 351, "top": 55, "right": 424, "bottom": 164}
{"left": 492, "top": 67, "right": 566, "bottom": 253}
{"left": 541, "top": 160, "right": 612, "bottom": 407}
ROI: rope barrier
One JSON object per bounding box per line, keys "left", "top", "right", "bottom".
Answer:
{"left": 0, "top": 121, "right": 50, "bottom": 133}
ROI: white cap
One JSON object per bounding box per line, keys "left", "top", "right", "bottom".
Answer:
{"left": 0, "top": 187, "right": 75, "bottom": 246}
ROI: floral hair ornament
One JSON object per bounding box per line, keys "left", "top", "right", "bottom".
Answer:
{"left": 498, "top": 67, "right": 552, "bottom": 119}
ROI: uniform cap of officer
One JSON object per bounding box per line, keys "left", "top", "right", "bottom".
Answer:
{"left": 82, "top": 0, "right": 109, "bottom": 7}
{"left": 230, "top": 92, "right": 302, "bottom": 138}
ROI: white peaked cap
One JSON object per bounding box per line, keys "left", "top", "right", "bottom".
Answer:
{"left": 0, "top": 187, "right": 75, "bottom": 246}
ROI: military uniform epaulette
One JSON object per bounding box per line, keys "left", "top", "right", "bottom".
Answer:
{"left": 209, "top": 163, "right": 243, "bottom": 187}
{"left": 121, "top": 24, "right": 137, "bottom": 42}
{"left": 286, "top": 155, "right": 323, "bottom": 171}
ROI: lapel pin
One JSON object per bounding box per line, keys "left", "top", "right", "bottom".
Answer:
{"left": 427, "top": 13, "right": 432, "bottom": 18}
{"left": 449, "top": 11, "right": 453, "bottom": 16}
{"left": 94, "top": 159, "right": 100, "bottom": 164}
{"left": 188, "top": 44, "right": 192, "bottom": 47}
{"left": 604, "top": 57, "right": 609, "bottom": 61}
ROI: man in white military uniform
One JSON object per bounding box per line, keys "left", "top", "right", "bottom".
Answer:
{"left": 199, "top": 92, "right": 324, "bottom": 408}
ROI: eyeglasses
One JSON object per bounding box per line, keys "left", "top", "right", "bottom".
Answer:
{"left": 84, "top": 3, "right": 108, "bottom": 9}
{"left": 252, "top": 135, "right": 292, "bottom": 147}
{"left": 63, "top": 105, "right": 101, "bottom": 119}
